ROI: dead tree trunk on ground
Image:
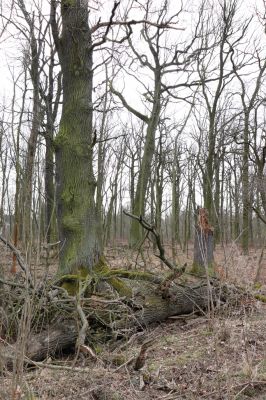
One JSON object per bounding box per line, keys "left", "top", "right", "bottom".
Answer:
{"left": 0, "top": 276, "right": 213, "bottom": 367}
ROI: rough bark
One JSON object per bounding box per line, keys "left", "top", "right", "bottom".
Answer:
{"left": 1, "top": 322, "right": 78, "bottom": 369}
{"left": 192, "top": 208, "right": 214, "bottom": 275}
{"left": 51, "top": 0, "right": 101, "bottom": 273}
{"left": 193, "top": 228, "right": 214, "bottom": 274}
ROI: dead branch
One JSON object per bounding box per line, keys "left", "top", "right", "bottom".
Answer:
{"left": 252, "top": 206, "right": 266, "bottom": 225}
{"left": 76, "top": 303, "right": 89, "bottom": 349}
{"left": 0, "top": 277, "right": 25, "bottom": 289}
{"left": 134, "top": 338, "right": 154, "bottom": 371}
{"left": 0, "top": 234, "right": 33, "bottom": 285}
{"left": 123, "top": 210, "right": 186, "bottom": 275}
{"left": 91, "top": 19, "right": 185, "bottom": 34}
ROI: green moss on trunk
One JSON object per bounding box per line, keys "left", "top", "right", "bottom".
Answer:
{"left": 55, "top": 0, "right": 102, "bottom": 275}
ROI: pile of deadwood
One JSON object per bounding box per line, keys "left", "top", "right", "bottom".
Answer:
{"left": 0, "top": 216, "right": 258, "bottom": 371}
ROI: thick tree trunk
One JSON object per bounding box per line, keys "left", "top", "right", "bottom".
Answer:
{"left": 53, "top": 1, "right": 102, "bottom": 273}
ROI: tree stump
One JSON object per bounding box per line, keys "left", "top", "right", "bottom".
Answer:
{"left": 192, "top": 208, "right": 214, "bottom": 275}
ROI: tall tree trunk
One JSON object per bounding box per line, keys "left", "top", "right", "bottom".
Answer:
{"left": 171, "top": 140, "right": 181, "bottom": 260}
{"left": 214, "top": 153, "right": 220, "bottom": 243}
{"left": 203, "top": 116, "right": 215, "bottom": 220}
{"left": 43, "top": 51, "right": 61, "bottom": 244}
{"left": 18, "top": 0, "right": 41, "bottom": 246}
{"left": 12, "top": 72, "right": 27, "bottom": 273}
{"left": 52, "top": 1, "right": 101, "bottom": 273}
{"left": 45, "top": 130, "right": 55, "bottom": 243}
{"left": 241, "top": 120, "right": 249, "bottom": 253}
{"left": 130, "top": 78, "right": 161, "bottom": 247}
{"left": 96, "top": 72, "right": 110, "bottom": 247}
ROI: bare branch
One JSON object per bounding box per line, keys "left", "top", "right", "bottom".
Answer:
{"left": 91, "top": 19, "right": 185, "bottom": 35}
{"left": 110, "top": 82, "right": 149, "bottom": 123}
{"left": 252, "top": 207, "right": 266, "bottom": 225}
{"left": 90, "top": 1, "right": 121, "bottom": 51}
{"left": 50, "top": 0, "right": 61, "bottom": 58}
{"left": 0, "top": 234, "right": 33, "bottom": 285}
{"left": 123, "top": 210, "right": 186, "bottom": 274}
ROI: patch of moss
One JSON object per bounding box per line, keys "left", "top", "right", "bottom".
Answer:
{"left": 93, "top": 344, "right": 103, "bottom": 354}
{"left": 62, "top": 0, "right": 75, "bottom": 6}
{"left": 190, "top": 263, "right": 215, "bottom": 277}
{"left": 104, "top": 269, "right": 159, "bottom": 283}
{"left": 93, "top": 256, "right": 110, "bottom": 274}
{"left": 61, "top": 281, "right": 78, "bottom": 296}
{"left": 108, "top": 277, "right": 132, "bottom": 297}
{"left": 254, "top": 294, "right": 266, "bottom": 303}
{"left": 93, "top": 258, "right": 133, "bottom": 297}
{"left": 201, "top": 329, "right": 214, "bottom": 337}
{"left": 58, "top": 258, "right": 135, "bottom": 298}
{"left": 58, "top": 268, "right": 91, "bottom": 295}
{"left": 77, "top": 265, "right": 89, "bottom": 278}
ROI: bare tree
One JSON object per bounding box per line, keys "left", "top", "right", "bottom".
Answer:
{"left": 111, "top": 0, "right": 203, "bottom": 247}
{"left": 229, "top": 42, "right": 266, "bottom": 253}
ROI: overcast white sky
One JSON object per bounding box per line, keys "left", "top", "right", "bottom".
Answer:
{"left": 0, "top": 0, "right": 262, "bottom": 99}
{"left": 0, "top": 0, "right": 265, "bottom": 213}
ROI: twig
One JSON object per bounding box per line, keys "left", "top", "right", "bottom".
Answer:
{"left": 0, "top": 234, "right": 33, "bottom": 285}
{"left": 202, "top": 380, "right": 266, "bottom": 398}
{"left": 0, "top": 277, "right": 26, "bottom": 289}
{"left": 114, "top": 356, "right": 135, "bottom": 372}
{"left": 90, "top": 1, "right": 121, "bottom": 50}
{"left": 117, "top": 331, "right": 145, "bottom": 351}
{"left": 233, "top": 381, "right": 266, "bottom": 399}
{"left": 30, "top": 359, "right": 97, "bottom": 373}
{"left": 91, "top": 133, "right": 127, "bottom": 148}
{"left": 76, "top": 304, "right": 89, "bottom": 348}
{"left": 42, "top": 241, "right": 60, "bottom": 248}
{"left": 79, "top": 344, "right": 97, "bottom": 359}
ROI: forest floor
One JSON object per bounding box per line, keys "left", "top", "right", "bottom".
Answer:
{"left": 0, "top": 241, "right": 266, "bottom": 400}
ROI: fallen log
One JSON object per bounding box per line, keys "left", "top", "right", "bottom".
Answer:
{"left": 0, "top": 271, "right": 214, "bottom": 368}
{"left": 0, "top": 321, "right": 79, "bottom": 369}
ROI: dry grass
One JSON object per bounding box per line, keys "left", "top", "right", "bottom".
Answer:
{"left": 1, "top": 305, "right": 266, "bottom": 399}
{"left": 0, "top": 240, "right": 266, "bottom": 399}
